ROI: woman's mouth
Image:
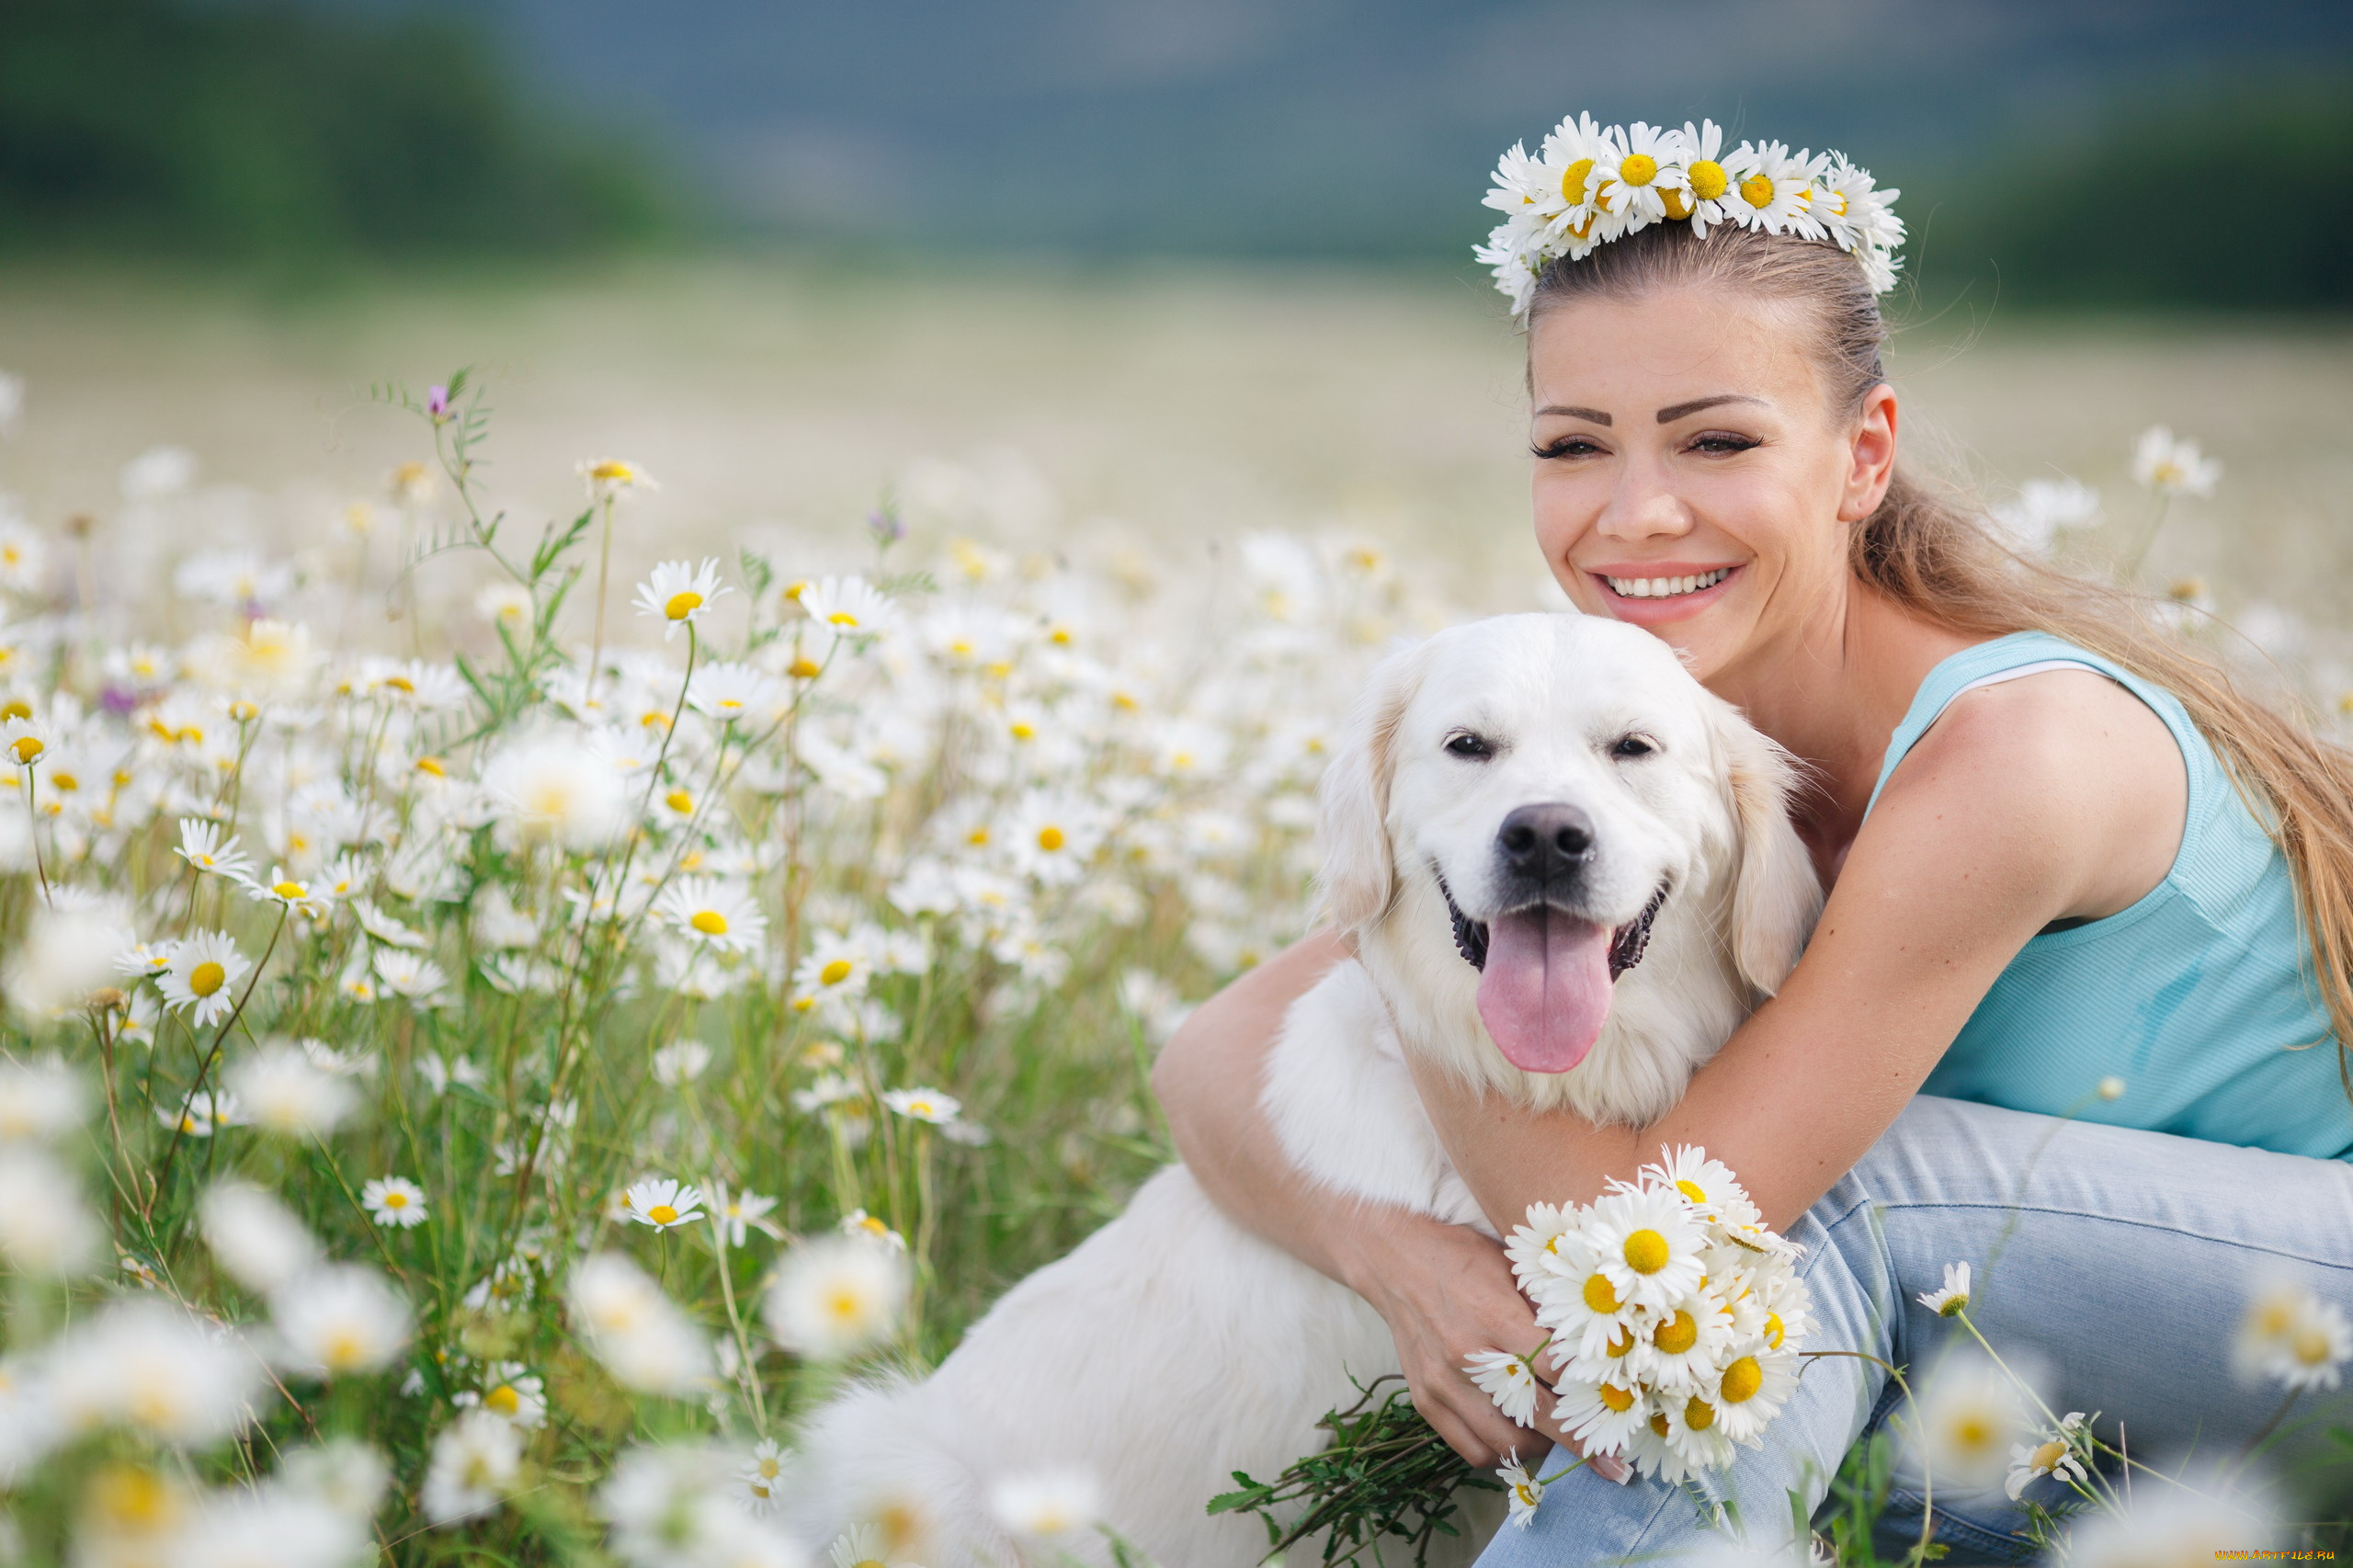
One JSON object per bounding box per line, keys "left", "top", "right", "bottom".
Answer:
{"left": 1602, "top": 567, "right": 1732, "bottom": 599}
{"left": 1589, "top": 564, "right": 1742, "bottom": 621}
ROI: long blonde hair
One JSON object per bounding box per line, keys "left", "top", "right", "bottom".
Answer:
{"left": 1531, "top": 224, "right": 2353, "bottom": 1098}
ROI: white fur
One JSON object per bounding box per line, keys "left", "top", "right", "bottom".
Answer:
{"left": 784, "top": 613, "right": 1821, "bottom": 1565}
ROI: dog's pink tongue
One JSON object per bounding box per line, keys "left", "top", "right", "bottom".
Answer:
{"left": 1476, "top": 907, "right": 1613, "bottom": 1073}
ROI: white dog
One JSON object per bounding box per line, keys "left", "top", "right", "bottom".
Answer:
{"left": 786, "top": 613, "right": 1821, "bottom": 1565}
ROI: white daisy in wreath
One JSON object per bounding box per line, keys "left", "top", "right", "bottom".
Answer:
{"left": 1584, "top": 1183, "right": 1706, "bottom": 1312}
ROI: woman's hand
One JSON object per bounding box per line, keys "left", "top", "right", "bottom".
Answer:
{"left": 1336, "top": 1208, "right": 1560, "bottom": 1469}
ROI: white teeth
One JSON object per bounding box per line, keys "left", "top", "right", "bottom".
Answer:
{"left": 1605, "top": 568, "right": 1730, "bottom": 599}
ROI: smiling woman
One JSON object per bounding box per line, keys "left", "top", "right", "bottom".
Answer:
{"left": 1153, "top": 131, "right": 2353, "bottom": 1563}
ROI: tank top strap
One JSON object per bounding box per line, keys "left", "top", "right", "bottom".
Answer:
{"left": 1862, "top": 631, "right": 2220, "bottom": 827}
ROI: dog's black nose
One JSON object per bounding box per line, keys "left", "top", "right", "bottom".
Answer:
{"left": 1497, "top": 802, "right": 1596, "bottom": 882}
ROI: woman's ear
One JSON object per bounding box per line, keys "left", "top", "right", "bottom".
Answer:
{"left": 1316, "top": 640, "right": 1428, "bottom": 933}
{"left": 1714, "top": 701, "right": 1824, "bottom": 995}
{"left": 1839, "top": 381, "right": 1900, "bottom": 522}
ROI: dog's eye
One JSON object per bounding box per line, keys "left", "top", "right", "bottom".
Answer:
{"left": 1610, "top": 733, "right": 1657, "bottom": 760}
{"left": 1444, "top": 732, "right": 1493, "bottom": 760}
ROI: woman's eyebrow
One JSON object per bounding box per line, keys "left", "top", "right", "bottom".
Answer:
{"left": 1656, "top": 393, "right": 1765, "bottom": 423}
{"left": 1534, "top": 404, "right": 1612, "bottom": 426}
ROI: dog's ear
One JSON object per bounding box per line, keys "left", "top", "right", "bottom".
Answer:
{"left": 1715, "top": 702, "right": 1824, "bottom": 996}
{"left": 1317, "top": 639, "right": 1429, "bottom": 933}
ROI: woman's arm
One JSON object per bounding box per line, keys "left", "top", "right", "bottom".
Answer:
{"left": 1416, "top": 672, "right": 2187, "bottom": 1233}
{"left": 1154, "top": 932, "right": 1563, "bottom": 1466}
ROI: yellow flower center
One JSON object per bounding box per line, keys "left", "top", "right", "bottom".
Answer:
{"left": 665, "top": 789, "right": 693, "bottom": 813}
{"left": 188, "top": 961, "right": 227, "bottom": 997}
{"left": 1621, "top": 1229, "right": 1669, "bottom": 1274}
{"left": 1653, "top": 1310, "right": 1699, "bottom": 1356}
{"left": 1661, "top": 187, "right": 1693, "bottom": 220}
{"left": 9, "top": 736, "right": 40, "bottom": 764}
{"left": 590, "top": 460, "right": 634, "bottom": 483}
{"left": 1559, "top": 157, "right": 1595, "bottom": 205}
{"left": 1764, "top": 1311, "right": 1785, "bottom": 1349}
{"left": 1721, "top": 1356, "right": 1763, "bottom": 1403}
{"left": 1953, "top": 1416, "right": 1993, "bottom": 1452}
{"left": 416, "top": 756, "right": 447, "bottom": 778}
{"left": 383, "top": 1191, "right": 408, "bottom": 1209}
{"left": 1688, "top": 160, "right": 1728, "bottom": 201}
{"left": 689, "top": 910, "right": 729, "bottom": 936}
{"left": 2294, "top": 1325, "right": 2335, "bottom": 1365}
{"left": 665, "top": 590, "right": 703, "bottom": 620}
{"left": 2027, "top": 1437, "right": 2067, "bottom": 1471}
{"left": 324, "top": 1330, "right": 367, "bottom": 1370}
{"left": 1650, "top": 1412, "right": 1671, "bottom": 1437}
{"left": 1619, "top": 153, "right": 1657, "bottom": 187}
{"left": 1741, "top": 174, "right": 1777, "bottom": 209}
{"left": 0, "top": 699, "right": 28, "bottom": 722}
{"left": 819, "top": 958, "right": 855, "bottom": 986}
{"left": 1684, "top": 1396, "right": 1716, "bottom": 1431}
{"left": 1009, "top": 721, "right": 1035, "bottom": 741}
{"left": 825, "top": 1288, "right": 865, "bottom": 1323}
{"left": 1037, "top": 824, "right": 1066, "bottom": 851}
{"left": 790, "top": 656, "right": 822, "bottom": 679}
{"left": 1582, "top": 1273, "right": 1620, "bottom": 1314}
{"left": 485, "top": 1384, "right": 520, "bottom": 1416}
{"left": 827, "top": 610, "right": 858, "bottom": 626}
{"left": 273, "top": 881, "right": 305, "bottom": 899}
{"left": 646, "top": 1205, "right": 678, "bottom": 1225}
{"left": 1597, "top": 1381, "right": 1635, "bottom": 1413}
{"left": 1606, "top": 1326, "right": 1634, "bottom": 1358}
{"left": 1514, "top": 1481, "right": 1538, "bottom": 1506}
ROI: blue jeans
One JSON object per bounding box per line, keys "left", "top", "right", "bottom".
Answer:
{"left": 1474, "top": 1095, "right": 2353, "bottom": 1564}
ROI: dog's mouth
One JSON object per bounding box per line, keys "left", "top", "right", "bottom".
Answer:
{"left": 1438, "top": 874, "right": 1667, "bottom": 1074}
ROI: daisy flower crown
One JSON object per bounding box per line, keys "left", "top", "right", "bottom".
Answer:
{"left": 1477, "top": 115, "right": 1904, "bottom": 315}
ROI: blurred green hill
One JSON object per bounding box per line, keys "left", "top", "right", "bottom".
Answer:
{"left": 1, "top": 0, "right": 2348, "bottom": 312}
{"left": 1911, "top": 74, "right": 2353, "bottom": 312}
{"left": 0, "top": 0, "right": 672, "bottom": 262}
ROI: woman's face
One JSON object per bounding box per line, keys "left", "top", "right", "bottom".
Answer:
{"left": 1526, "top": 285, "right": 1896, "bottom": 683}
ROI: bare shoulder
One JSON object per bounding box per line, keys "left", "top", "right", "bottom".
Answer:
{"left": 1868, "top": 666, "right": 2186, "bottom": 919}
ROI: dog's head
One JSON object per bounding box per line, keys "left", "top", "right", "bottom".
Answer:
{"left": 1319, "top": 614, "right": 1817, "bottom": 1095}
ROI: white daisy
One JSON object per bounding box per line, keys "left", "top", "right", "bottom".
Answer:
{"left": 2237, "top": 1278, "right": 2351, "bottom": 1392}
{"left": 1594, "top": 119, "right": 1688, "bottom": 226}
{"left": 1464, "top": 1349, "right": 1543, "bottom": 1427}
{"left": 157, "top": 929, "right": 250, "bottom": 1027}
{"left": 578, "top": 458, "right": 657, "bottom": 502}
{"left": 269, "top": 1264, "right": 414, "bottom": 1379}
{"left": 566, "top": 1253, "right": 710, "bottom": 1395}
{"left": 632, "top": 558, "right": 729, "bottom": 640}
{"left": 736, "top": 1437, "right": 789, "bottom": 1515}
{"left": 838, "top": 1209, "right": 907, "bottom": 1252}
{"left": 1498, "top": 1456, "right": 1545, "bottom": 1528}
{"left": 1505, "top": 1201, "right": 1580, "bottom": 1285}
{"left": 765, "top": 1233, "right": 910, "bottom": 1360}
{"left": 360, "top": 1175, "right": 427, "bottom": 1228}
{"left": 372, "top": 949, "right": 448, "bottom": 1005}
{"left": 1673, "top": 119, "right": 1739, "bottom": 237}
{"left": 420, "top": 1410, "right": 521, "bottom": 1526}
{"left": 1643, "top": 1145, "right": 1759, "bottom": 1230}
{"left": 684, "top": 660, "right": 782, "bottom": 725}
{"left": 621, "top": 1177, "right": 704, "bottom": 1232}
{"left": 800, "top": 574, "right": 896, "bottom": 642}
{"left": 2005, "top": 1411, "right": 2091, "bottom": 1500}
{"left": 174, "top": 817, "right": 253, "bottom": 881}
{"left": 455, "top": 1362, "right": 547, "bottom": 1429}
{"left": 1585, "top": 1183, "right": 1707, "bottom": 1312}
{"left": 1722, "top": 140, "right": 1824, "bottom": 237}
{"left": 1657, "top": 1386, "right": 1739, "bottom": 1473}
{"left": 1631, "top": 1288, "right": 1736, "bottom": 1392}
{"left": 711, "top": 1183, "right": 781, "bottom": 1248}
{"left": 1707, "top": 1345, "right": 1801, "bottom": 1445}
{"left": 223, "top": 1041, "right": 358, "bottom": 1138}
{"left": 881, "top": 1085, "right": 961, "bottom": 1126}
{"left": 1002, "top": 790, "right": 1108, "bottom": 885}
{"left": 2132, "top": 426, "right": 2223, "bottom": 498}
{"left": 655, "top": 875, "right": 767, "bottom": 955}
{"left": 1917, "top": 1260, "right": 1972, "bottom": 1318}
{"left": 988, "top": 1466, "right": 1100, "bottom": 1540}
{"left": 1904, "top": 1354, "right": 2029, "bottom": 1493}
{"left": 2, "top": 714, "right": 49, "bottom": 768}
{"left": 157, "top": 1089, "right": 241, "bottom": 1137}
{"left": 1551, "top": 1375, "right": 1651, "bottom": 1458}
{"left": 1529, "top": 1233, "right": 1645, "bottom": 1372}
{"left": 246, "top": 866, "right": 330, "bottom": 919}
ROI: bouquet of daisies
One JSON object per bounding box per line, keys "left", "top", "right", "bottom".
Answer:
{"left": 1470, "top": 1146, "right": 1815, "bottom": 1489}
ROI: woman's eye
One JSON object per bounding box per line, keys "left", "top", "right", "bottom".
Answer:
{"left": 1531, "top": 437, "right": 1604, "bottom": 460}
{"left": 1610, "top": 734, "right": 1656, "bottom": 759}
{"left": 1445, "top": 733, "right": 1493, "bottom": 760}
{"left": 1690, "top": 433, "right": 1760, "bottom": 455}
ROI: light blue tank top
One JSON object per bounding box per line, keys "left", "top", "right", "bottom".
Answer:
{"left": 1865, "top": 631, "right": 2353, "bottom": 1162}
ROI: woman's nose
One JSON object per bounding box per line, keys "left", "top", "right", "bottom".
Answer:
{"left": 1594, "top": 469, "right": 1695, "bottom": 542}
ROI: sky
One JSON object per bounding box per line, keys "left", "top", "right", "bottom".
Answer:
{"left": 300, "top": 0, "right": 2353, "bottom": 256}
